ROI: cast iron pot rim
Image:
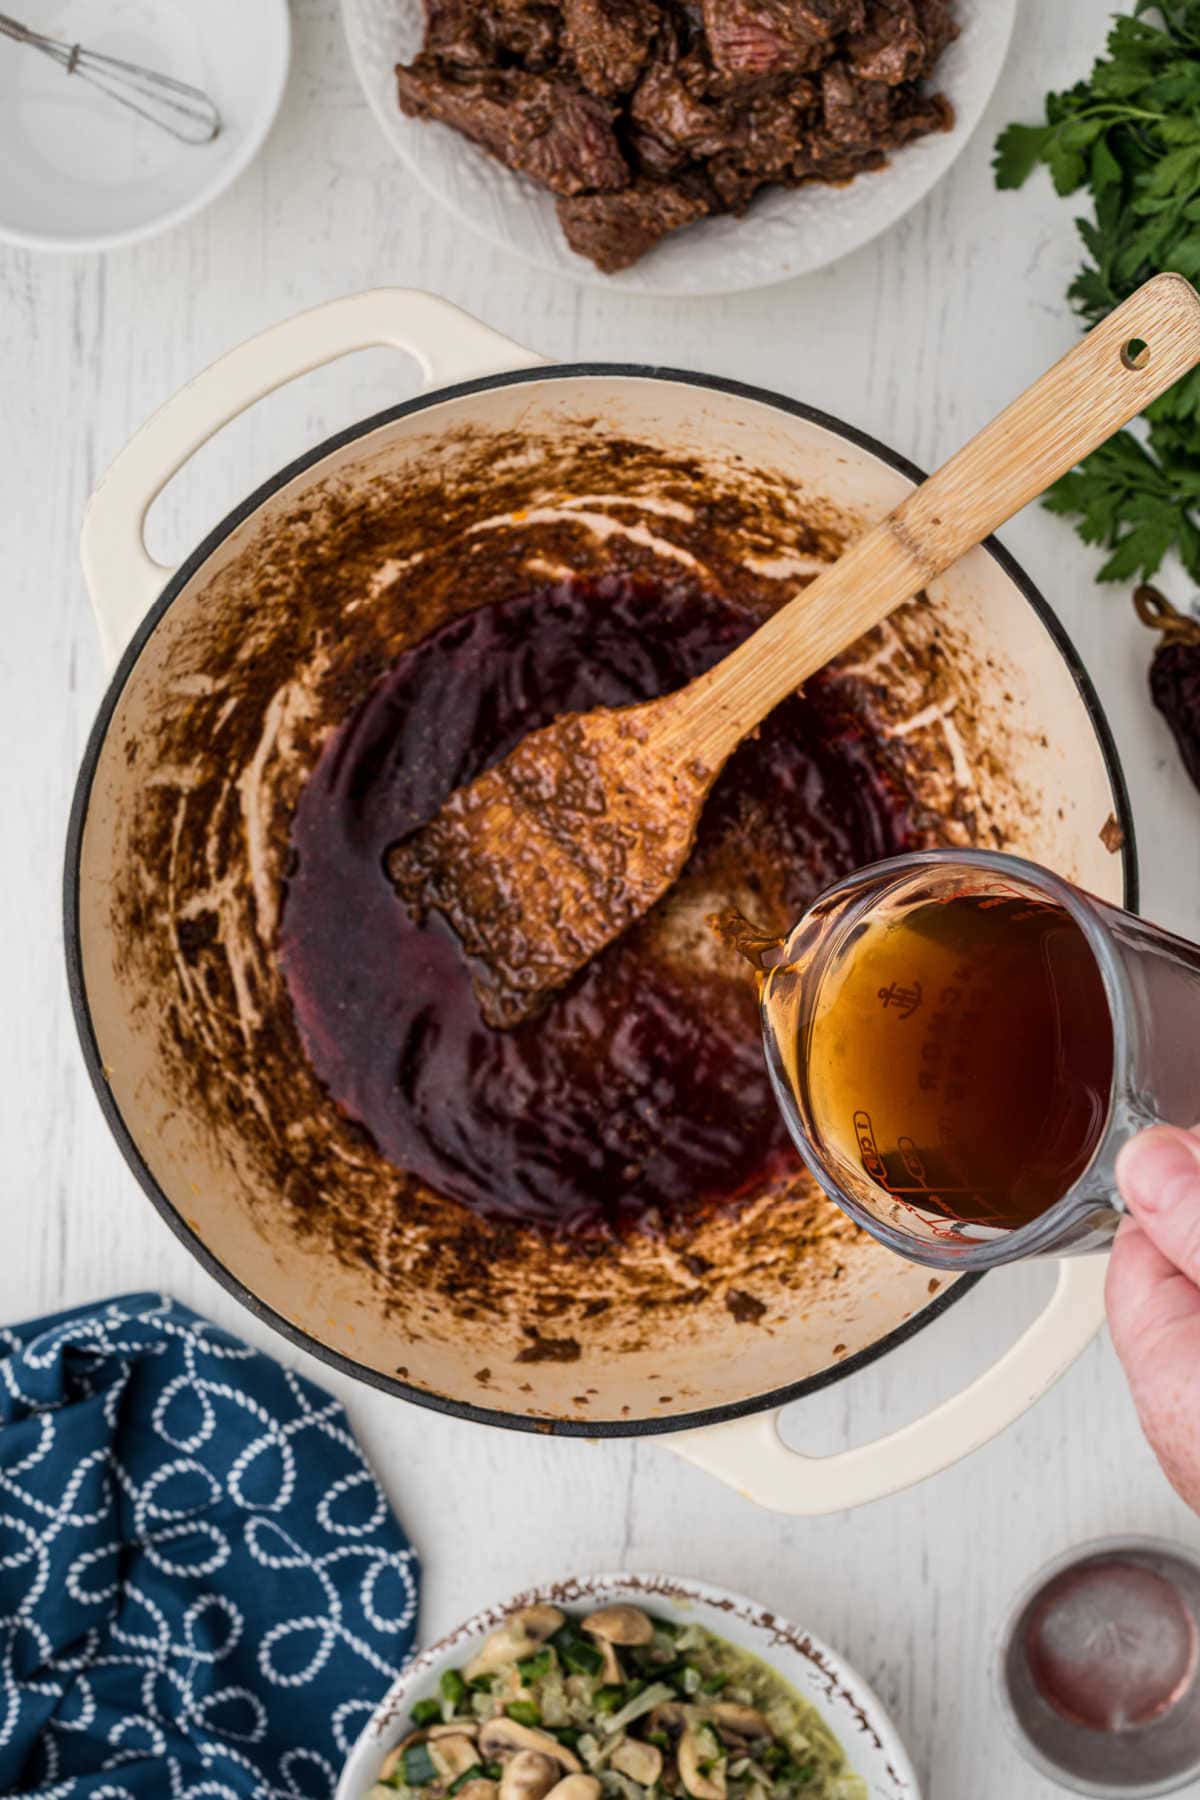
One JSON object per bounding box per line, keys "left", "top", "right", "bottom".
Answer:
{"left": 63, "top": 360, "right": 1139, "bottom": 1439}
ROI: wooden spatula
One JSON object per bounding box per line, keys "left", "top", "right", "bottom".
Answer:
{"left": 389, "top": 274, "right": 1200, "bottom": 1029}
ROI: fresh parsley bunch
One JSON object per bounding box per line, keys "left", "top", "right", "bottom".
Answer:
{"left": 995, "top": 1, "right": 1200, "bottom": 582}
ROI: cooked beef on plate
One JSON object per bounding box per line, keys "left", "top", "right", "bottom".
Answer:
{"left": 396, "top": 0, "right": 958, "bottom": 273}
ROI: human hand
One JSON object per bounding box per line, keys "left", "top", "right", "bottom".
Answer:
{"left": 1107, "top": 1125, "right": 1200, "bottom": 1510}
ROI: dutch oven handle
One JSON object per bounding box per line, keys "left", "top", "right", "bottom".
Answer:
{"left": 668, "top": 1257, "right": 1108, "bottom": 1513}
{"left": 80, "top": 290, "right": 547, "bottom": 668}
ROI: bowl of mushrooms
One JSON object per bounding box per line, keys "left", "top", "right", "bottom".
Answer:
{"left": 336, "top": 1574, "right": 919, "bottom": 1800}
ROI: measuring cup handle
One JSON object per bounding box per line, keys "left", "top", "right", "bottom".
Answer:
{"left": 80, "top": 289, "right": 547, "bottom": 670}
{"left": 667, "top": 1256, "right": 1108, "bottom": 1513}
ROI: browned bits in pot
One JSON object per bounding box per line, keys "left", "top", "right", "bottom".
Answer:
{"left": 283, "top": 576, "right": 922, "bottom": 1235}
{"left": 95, "top": 415, "right": 1010, "bottom": 1380}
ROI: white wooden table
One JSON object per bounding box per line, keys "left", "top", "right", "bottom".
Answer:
{"left": 4, "top": 2, "right": 1200, "bottom": 1794}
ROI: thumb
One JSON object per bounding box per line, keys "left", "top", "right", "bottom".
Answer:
{"left": 1116, "top": 1125, "right": 1200, "bottom": 1284}
{"left": 1107, "top": 1126, "right": 1200, "bottom": 1509}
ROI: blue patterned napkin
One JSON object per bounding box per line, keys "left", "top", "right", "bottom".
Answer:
{"left": 0, "top": 1293, "right": 420, "bottom": 1799}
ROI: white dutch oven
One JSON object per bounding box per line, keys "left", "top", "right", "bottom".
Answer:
{"left": 67, "top": 290, "right": 1131, "bottom": 1514}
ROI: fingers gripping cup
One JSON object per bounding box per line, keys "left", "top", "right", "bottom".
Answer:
{"left": 760, "top": 850, "right": 1200, "bottom": 1270}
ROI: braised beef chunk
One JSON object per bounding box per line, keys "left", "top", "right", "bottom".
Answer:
{"left": 820, "top": 59, "right": 893, "bottom": 150}
{"left": 563, "top": 0, "right": 657, "bottom": 97}
{"left": 423, "top": 0, "right": 561, "bottom": 70}
{"left": 702, "top": 0, "right": 819, "bottom": 83}
{"left": 423, "top": 0, "right": 491, "bottom": 67}
{"left": 847, "top": 0, "right": 925, "bottom": 85}
{"left": 489, "top": 0, "right": 562, "bottom": 68}
{"left": 703, "top": 0, "right": 867, "bottom": 84}
{"left": 707, "top": 84, "right": 818, "bottom": 209}
{"left": 630, "top": 48, "right": 733, "bottom": 163}
{"left": 396, "top": 60, "right": 628, "bottom": 196}
{"left": 794, "top": 0, "right": 869, "bottom": 34}
{"left": 913, "top": 0, "right": 960, "bottom": 64}
{"left": 558, "top": 180, "right": 712, "bottom": 272}
{"left": 396, "top": 0, "right": 957, "bottom": 271}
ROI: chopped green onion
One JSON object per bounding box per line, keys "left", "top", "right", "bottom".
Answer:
{"left": 646, "top": 1732, "right": 670, "bottom": 1751}
{"left": 483, "top": 1763, "right": 503, "bottom": 1780}
{"left": 518, "top": 1648, "right": 554, "bottom": 1683}
{"left": 621, "top": 1678, "right": 647, "bottom": 1704}
{"left": 759, "top": 1745, "right": 787, "bottom": 1773}
{"left": 701, "top": 1674, "right": 728, "bottom": 1695}
{"left": 598, "top": 1680, "right": 677, "bottom": 1738}
{"left": 403, "top": 1744, "right": 439, "bottom": 1787}
{"left": 468, "top": 1674, "right": 495, "bottom": 1694}
{"left": 550, "top": 1627, "right": 605, "bottom": 1678}
{"left": 411, "top": 1698, "right": 442, "bottom": 1727}
{"left": 594, "top": 1686, "right": 625, "bottom": 1715}
{"left": 677, "top": 1666, "right": 702, "bottom": 1697}
{"left": 449, "top": 1766, "right": 486, "bottom": 1795}
{"left": 552, "top": 1729, "right": 581, "bottom": 1750}
{"left": 441, "top": 1670, "right": 467, "bottom": 1708}
{"left": 506, "top": 1701, "right": 543, "bottom": 1728}
{"left": 632, "top": 1629, "right": 678, "bottom": 1672}
{"left": 790, "top": 1765, "right": 816, "bottom": 1787}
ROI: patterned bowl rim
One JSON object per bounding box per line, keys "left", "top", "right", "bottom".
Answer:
{"left": 336, "top": 1570, "right": 921, "bottom": 1800}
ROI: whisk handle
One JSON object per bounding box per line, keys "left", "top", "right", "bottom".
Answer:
{"left": 81, "top": 290, "right": 545, "bottom": 669}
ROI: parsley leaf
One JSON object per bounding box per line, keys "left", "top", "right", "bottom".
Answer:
{"left": 995, "top": 2, "right": 1200, "bottom": 582}
{"left": 993, "top": 122, "right": 1053, "bottom": 189}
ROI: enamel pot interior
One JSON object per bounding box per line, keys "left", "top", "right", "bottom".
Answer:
{"left": 67, "top": 368, "right": 1134, "bottom": 1434}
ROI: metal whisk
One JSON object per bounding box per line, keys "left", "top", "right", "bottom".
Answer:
{"left": 0, "top": 14, "right": 220, "bottom": 144}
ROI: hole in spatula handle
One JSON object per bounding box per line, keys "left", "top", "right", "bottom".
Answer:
{"left": 1122, "top": 337, "right": 1151, "bottom": 370}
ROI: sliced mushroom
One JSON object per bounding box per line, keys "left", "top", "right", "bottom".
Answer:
{"left": 467, "top": 1607, "right": 566, "bottom": 1680}
{"left": 678, "top": 1725, "right": 726, "bottom": 1800}
{"left": 479, "top": 1718, "right": 581, "bottom": 1773}
{"left": 430, "top": 1723, "right": 480, "bottom": 1740}
{"left": 582, "top": 1607, "right": 655, "bottom": 1647}
{"left": 610, "top": 1739, "right": 664, "bottom": 1786}
{"left": 457, "top": 1783, "right": 500, "bottom": 1800}
{"left": 647, "top": 1704, "right": 686, "bottom": 1738}
{"left": 430, "top": 1735, "right": 482, "bottom": 1781}
{"left": 543, "top": 1778, "right": 600, "bottom": 1800}
{"left": 498, "top": 1750, "right": 561, "bottom": 1800}
{"left": 708, "top": 1705, "right": 771, "bottom": 1742}
{"left": 594, "top": 1638, "right": 623, "bottom": 1685}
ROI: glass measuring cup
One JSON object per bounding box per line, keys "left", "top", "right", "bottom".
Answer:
{"left": 761, "top": 849, "right": 1200, "bottom": 1270}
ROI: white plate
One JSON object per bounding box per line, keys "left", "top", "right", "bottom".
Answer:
{"left": 0, "top": 0, "right": 290, "bottom": 253}
{"left": 335, "top": 1573, "right": 920, "bottom": 1800}
{"left": 341, "top": 0, "right": 1015, "bottom": 296}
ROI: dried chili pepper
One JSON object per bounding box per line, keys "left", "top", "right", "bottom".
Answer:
{"left": 1135, "top": 585, "right": 1200, "bottom": 796}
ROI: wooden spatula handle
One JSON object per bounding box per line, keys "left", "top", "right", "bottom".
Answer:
{"left": 658, "top": 273, "right": 1200, "bottom": 771}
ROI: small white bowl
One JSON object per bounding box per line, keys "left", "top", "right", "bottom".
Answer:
{"left": 336, "top": 1573, "right": 920, "bottom": 1800}
{"left": 0, "top": 0, "right": 290, "bottom": 253}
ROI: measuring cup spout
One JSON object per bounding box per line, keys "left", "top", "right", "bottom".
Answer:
{"left": 707, "top": 907, "right": 789, "bottom": 974}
